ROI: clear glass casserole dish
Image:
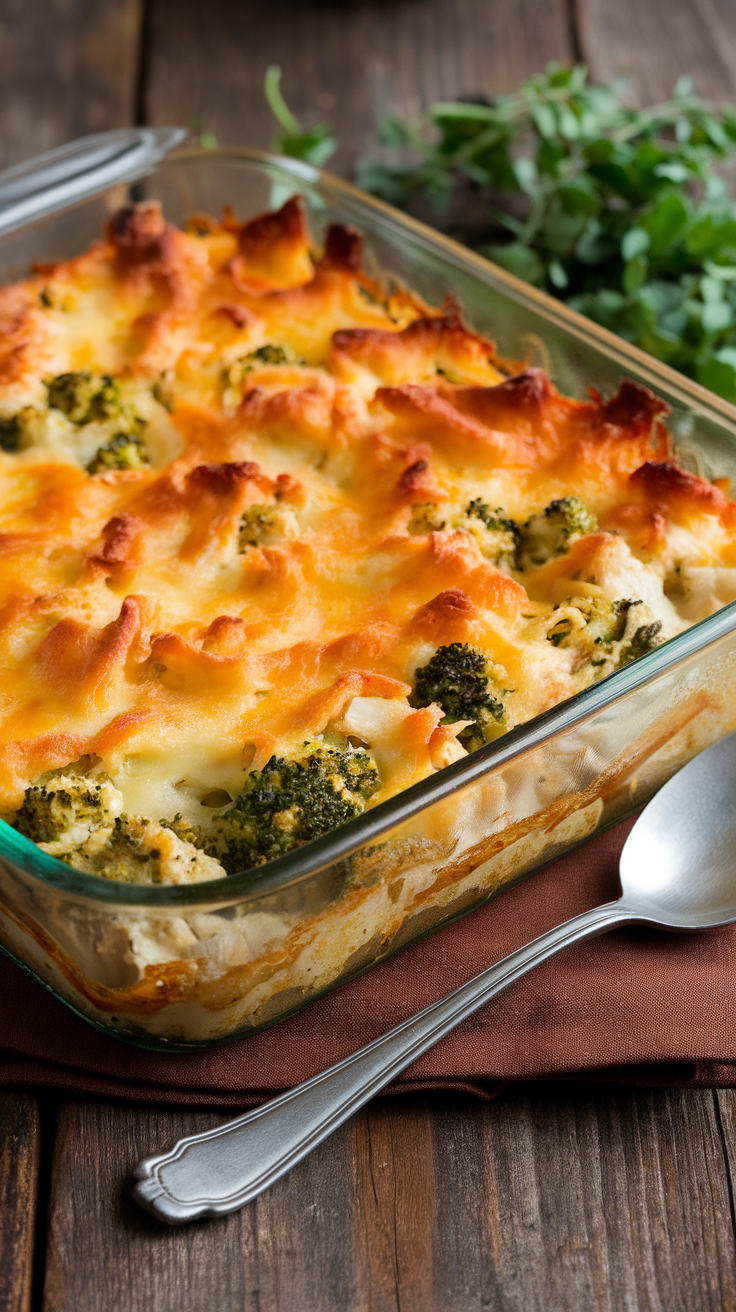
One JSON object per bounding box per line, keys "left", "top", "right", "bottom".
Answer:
{"left": 1, "top": 133, "right": 736, "bottom": 1051}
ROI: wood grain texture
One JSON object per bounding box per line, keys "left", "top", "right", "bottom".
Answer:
{"left": 41, "top": 1098, "right": 357, "bottom": 1312}
{"left": 577, "top": 0, "right": 736, "bottom": 102}
{"left": 352, "top": 1098, "right": 437, "bottom": 1311}
{"left": 39, "top": 1088, "right": 736, "bottom": 1312}
{"left": 144, "top": 0, "right": 575, "bottom": 178}
{"left": 440, "top": 1085, "right": 736, "bottom": 1312}
{"left": 0, "top": 1092, "right": 40, "bottom": 1312}
{"left": 0, "top": 0, "right": 143, "bottom": 170}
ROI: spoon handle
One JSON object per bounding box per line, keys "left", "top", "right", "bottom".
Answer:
{"left": 133, "top": 898, "right": 630, "bottom": 1224}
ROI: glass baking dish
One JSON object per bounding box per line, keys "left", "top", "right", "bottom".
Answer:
{"left": 1, "top": 136, "right": 736, "bottom": 1051}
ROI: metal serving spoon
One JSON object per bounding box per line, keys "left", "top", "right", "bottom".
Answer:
{"left": 133, "top": 730, "right": 736, "bottom": 1225}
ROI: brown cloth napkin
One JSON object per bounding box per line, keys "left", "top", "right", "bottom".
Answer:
{"left": 1, "top": 813, "right": 735, "bottom": 1107}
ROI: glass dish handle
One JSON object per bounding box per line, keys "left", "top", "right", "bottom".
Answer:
{"left": 132, "top": 899, "right": 630, "bottom": 1225}
{"left": 0, "top": 127, "right": 187, "bottom": 236}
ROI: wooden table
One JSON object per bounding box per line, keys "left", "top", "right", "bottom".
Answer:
{"left": 1, "top": 2, "right": 736, "bottom": 1307}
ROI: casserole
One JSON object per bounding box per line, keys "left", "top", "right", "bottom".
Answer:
{"left": 0, "top": 133, "right": 735, "bottom": 1049}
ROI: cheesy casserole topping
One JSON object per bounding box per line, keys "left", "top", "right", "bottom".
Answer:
{"left": 0, "top": 195, "right": 734, "bottom": 885}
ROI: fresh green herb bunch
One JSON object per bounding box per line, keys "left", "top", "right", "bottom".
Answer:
{"left": 410, "top": 642, "right": 505, "bottom": 753}
{"left": 357, "top": 66, "right": 736, "bottom": 402}
{"left": 267, "top": 64, "right": 736, "bottom": 402}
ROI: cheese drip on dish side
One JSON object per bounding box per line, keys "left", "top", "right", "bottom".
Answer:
{"left": 0, "top": 195, "right": 733, "bottom": 883}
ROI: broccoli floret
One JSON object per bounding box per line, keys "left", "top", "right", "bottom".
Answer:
{"left": 7, "top": 777, "right": 224, "bottom": 883}
{"left": 0, "top": 408, "right": 39, "bottom": 453}
{"left": 0, "top": 415, "right": 22, "bottom": 452}
{"left": 243, "top": 344, "right": 294, "bottom": 367}
{"left": 516, "top": 497, "right": 597, "bottom": 570}
{"left": 69, "top": 814, "right": 224, "bottom": 884}
{"left": 152, "top": 372, "right": 175, "bottom": 412}
{"left": 87, "top": 432, "right": 150, "bottom": 474}
{"left": 546, "top": 595, "right": 662, "bottom": 673}
{"left": 9, "top": 776, "right": 121, "bottom": 846}
{"left": 224, "top": 344, "right": 299, "bottom": 394}
{"left": 47, "top": 372, "right": 124, "bottom": 426}
{"left": 408, "top": 502, "right": 447, "bottom": 534}
{"left": 409, "top": 642, "right": 505, "bottom": 753}
{"left": 82, "top": 814, "right": 160, "bottom": 882}
{"left": 238, "top": 502, "right": 296, "bottom": 551}
{"left": 618, "top": 618, "right": 663, "bottom": 666}
{"left": 547, "top": 596, "right": 631, "bottom": 650}
{"left": 461, "top": 499, "right": 519, "bottom": 568}
{"left": 160, "top": 812, "right": 209, "bottom": 848}
{"left": 408, "top": 499, "right": 519, "bottom": 570}
{"left": 213, "top": 743, "right": 381, "bottom": 873}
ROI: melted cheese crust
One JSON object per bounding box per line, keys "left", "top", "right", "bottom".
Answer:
{"left": 0, "top": 195, "right": 734, "bottom": 849}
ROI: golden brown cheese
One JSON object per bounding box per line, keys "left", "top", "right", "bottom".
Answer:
{"left": 0, "top": 194, "right": 733, "bottom": 874}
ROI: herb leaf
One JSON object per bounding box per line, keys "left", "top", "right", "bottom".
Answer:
{"left": 268, "top": 63, "right": 736, "bottom": 405}
{"left": 265, "top": 66, "right": 337, "bottom": 167}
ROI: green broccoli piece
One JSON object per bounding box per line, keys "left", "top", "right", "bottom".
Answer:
{"left": 80, "top": 815, "right": 163, "bottom": 883}
{"left": 516, "top": 496, "right": 597, "bottom": 570}
{"left": 160, "top": 812, "right": 209, "bottom": 849}
{"left": 47, "top": 372, "right": 124, "bottom": 426}
{"left": 0, "top": 415, "right": 22, "bottom": 452}
{"left": 461, "top": 498, "right": 519, "bottom": 568}
{"left": 407, "top": 499, "right": 519, "bottom": 570}
{"left": 243, "top": 344, "right": 294, "bottom": 367}
{"left": 407, "top": 501, "right": 447, "bottom": 534}
{"left": 87, "top": 432, "right": 150, "bottom": 474}
{"left": 239, "top": 504, "right": 279, "bottom": 550}
{"left": 223, "top": 344, "right": 301, "bottom": 398}
{"left": 547, "top": 596, "right": 632, "bottom": 650}
{"left": 152, "top": 373, "right": 175, "bottom": 412}
{"left": 7, "top": 778, "right": 224, "bottom": 883}
{"left": 213, "top": 743, "right": 381, "bottom": 873}
{"left": 72, "top": 813, "right": 225, "bottom": 885}
{"left": 618, "top": 618, "right": 663, "bottom": 666}
{"left": 0, "top": 408, "right": 39, "bottom": 454}
{"left": 409, "top": 642, "right": 505, "bottom": 753}
{"left": 238, "top": 502, "right": 295, "bottom": 551}
{"left": 9, "top": 777, "right": 117, "bottom": 845}
{"left": 222, "top": 344, "right": 310, "bottom": 407}
{"left": 546, "top": 595, "right": 662, "bottom": 672}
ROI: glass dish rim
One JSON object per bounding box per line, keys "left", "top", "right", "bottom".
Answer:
{"left": 2, "top": 143, "right": 736, "bottom": 909}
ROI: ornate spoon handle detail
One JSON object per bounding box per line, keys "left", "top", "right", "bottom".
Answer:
{"left": 133, "top": 900, "right": 630, "bottom": 1224}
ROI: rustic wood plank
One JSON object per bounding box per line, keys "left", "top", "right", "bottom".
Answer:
{"left": 0, "top": 1091, "right": 41, "bottom": 1312}
{"left": 430, "top": 1086, "right": 736, "bottom": 1312}
{"left": 41, "top": 1097, "right": 358, "bottom": 1312}
{"left": 0, "top": 0, "right": 144, "bottom": 171}
{"left": 577, "top": 0, "right": 736, "bottom": 102}
{"left": 713, "top": 1088, "right": 736, "bottom": 1228}
{"left": 144, "top": 0, "right": 576, "bottom": 178}
{"left": 351, "top": 1098, "right": 437, "bottom": 1311}
{"left": 40, "top": 1086, "right": 736, "bottom": 1311}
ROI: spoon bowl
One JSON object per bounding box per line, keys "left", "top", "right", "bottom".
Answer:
{"left": 620, "top": 731, "right": 736, "bottom": 928}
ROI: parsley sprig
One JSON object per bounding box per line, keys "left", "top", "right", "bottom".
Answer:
{"left": 267, "top": 64, "right": 736, "bottom": 404}
{"left": 265, "top": 65, "right": 337, "bottom": 168}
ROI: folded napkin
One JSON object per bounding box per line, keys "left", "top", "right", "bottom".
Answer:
{"left": 1, "top": 813, "right": 735, "bottom": 1106}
